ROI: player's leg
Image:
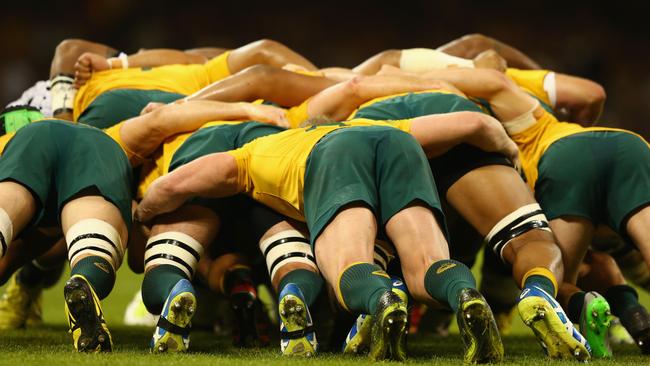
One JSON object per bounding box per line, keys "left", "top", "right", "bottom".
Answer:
{"left": 446, "top": 165, "right": 589, "bottom": 361}
{"left": 142, "top": 204, "right": 217, "bottom": 353}
{"left": 375, "top": 130, "right": 502, "bottom": 364}
{"left": 60, "top": 194, "right": 127, "bottom": 352}
{"left": 0, "top": 235, "right": 65, "bottom": 330}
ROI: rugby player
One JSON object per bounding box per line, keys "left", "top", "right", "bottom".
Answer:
{"left": 418, "top": 65, "right": 650, "bottom": 356}
{"left": 0, "top": 117, "right": 133, "bottom": 352}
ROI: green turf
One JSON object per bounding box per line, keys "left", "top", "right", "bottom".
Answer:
{"left": 0, "top": 257, "right": 648, "bottom": 365}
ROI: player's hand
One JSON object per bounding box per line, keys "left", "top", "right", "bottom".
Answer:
{"left": 74, "top": 52, "right": 110, "bottom": 88}
{"left": 134, "top": 177, "right": 186, "bottom": 223}
{"left": 246, "top": 104, "right": 290, "bottom": 128}
{"left": 473, "top": 50, "right": 507, "bottom": 73}
{"left": 140, "top": 102, "right": 166, "bottom": 115}
{"left": 471, "top": 115, "right": 521, "bottom": 168}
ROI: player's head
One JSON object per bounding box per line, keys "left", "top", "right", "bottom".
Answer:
{"left": 0, "top": 105, "right": 44, "bottom": 136}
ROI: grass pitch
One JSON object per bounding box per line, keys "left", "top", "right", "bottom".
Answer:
{"left": 0, "top": 263, "right": 649, "bottom": 365}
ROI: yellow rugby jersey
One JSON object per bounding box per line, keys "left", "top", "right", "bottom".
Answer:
{"left": 226, "top": 118, "right": 411, "bottom": 222}
{"left": 73, "top": 52, "right": 232, "bottom": 121}
{"left": 511, "top": 109, "right": 635, "bottom": 189}
{"left": 506, "top": 68, "right": 554, "bottom": 108}
{"left": 135, "top": 120, "right": 245, "bottom": 198}
{"left": 285, "top": 99, "right": 310, "bottom": 128}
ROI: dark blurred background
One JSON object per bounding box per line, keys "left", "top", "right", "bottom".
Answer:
{"left": 2, "top": 1, "right": 649, "bottom": 135}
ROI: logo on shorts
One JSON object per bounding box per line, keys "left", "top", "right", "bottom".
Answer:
{"left": 94, "top": 262, "right": 111, "bottom": 274}
{"left": 371, "top": 270, "right": 390, "bottom": 279}
{"left": 436, "top": 263, "right": 457, "bottom": 274}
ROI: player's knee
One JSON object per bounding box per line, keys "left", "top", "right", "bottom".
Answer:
{"left": 485, "top": 203, "right": 553, "bottom": 262}
{"left": 65, "top": 218, "right": 124, "bottom": 271}
{"left": 259, "top": 229, "right": 317, "bottom": 283}
{"left": 143, "top": 231, "right": 204, "bottom": 279}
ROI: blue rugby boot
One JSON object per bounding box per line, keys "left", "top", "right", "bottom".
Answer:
{"left": 279, "top": 283, "right": 317, "bottom": 356}
{"left": 150, "top": 279, "right": 196, "bottom": 353}
{"left": 518, "top": 285, "right": 591, "bottom": 361}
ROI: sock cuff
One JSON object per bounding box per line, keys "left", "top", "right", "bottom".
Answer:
{"left": 521, "top": 267, "right": 557, "bottom": 296}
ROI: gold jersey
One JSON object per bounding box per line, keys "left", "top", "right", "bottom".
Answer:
{"left": 506, "top": 68, "right": 554, "bottom": 108}
{"left": 73, "top": 52, "right": 232, "bottom": 120}
{"left": 511, "top": 109, "right": 632, "bottom": 189}
{"left": 227, "top": 118, "right": 411, "bottom": 222}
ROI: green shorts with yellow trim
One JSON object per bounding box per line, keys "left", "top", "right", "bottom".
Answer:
{"left": 536, "top": 131, "right": 650, "bottom": 234}
{"left": 0, "top": 120, "right": 133, "bottom": 227}
{"left": 78, "top": 88, "right": 185, "bottom": 129}
{"left": 304, "top": 125, "right": 444, "bottom": 245}
{"left": 355, "top": 92, "right": 513, "bottom": 193}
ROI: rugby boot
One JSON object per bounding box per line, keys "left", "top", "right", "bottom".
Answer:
{"left": 64, "top": 275, "right": 112, "bottom": 352}
{"left": 150, "top": 279, "right": 196, "bottom": 353}
{"left": 457, "top": 288, "right": 504, "bottom": 364}
{"left": 517, "top": 285, "right": 590, "bottom": 361}
{"left": 619, "top": 304, "right": 650, "bottom": 354}
{"left": 579, "top": 292, "right": 612, "bottom": 358}
{"left": 0, "top": 273, "right": 42, "bottom": 329}
{"left": 279, "top": 283, "right": 317, "bottom": 356}
{"left": 368, "top": 291, "right": 408, "bottom": 361}
{"left": 344, "top": 277, "right": 408, "bottom": 355}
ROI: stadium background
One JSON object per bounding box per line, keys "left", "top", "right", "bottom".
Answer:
{"left": 1, "top": 1, "right": 650, "bottom": 136}
{"left": 0, "top": 2, "right": 649, "bottom": 363}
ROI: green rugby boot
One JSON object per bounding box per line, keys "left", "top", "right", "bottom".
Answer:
{"left": 580, "top": 292, "right": 612, "bottom": 358}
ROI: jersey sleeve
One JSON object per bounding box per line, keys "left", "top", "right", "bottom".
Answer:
{"left": 226, "top": 145, "right": 253, "bottom": 193}
{"left": 506, "top": 68, "right": 554, "bottom": 107}
{"left": 204, "top": 51, "right": 232, "bottom": 83}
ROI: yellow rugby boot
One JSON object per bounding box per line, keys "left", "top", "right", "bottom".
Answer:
{"left": 64, "top": 275, "right": 112, "bottom": 352}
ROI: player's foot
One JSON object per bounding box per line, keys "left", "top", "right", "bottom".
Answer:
{"left": 279, "top": 283, "right": 317, "bottom": 356}
{"left": 620, "top": 305, "right": 650, "bottom": 354}
{"left": 580, "top": 291, "right": 612, "bottom": 358}
{"left": 343, "top": 277, "right": 407, "bottom": 355}
{"left": 231, "top": 281, "right": 264, "bottom": 347}
{"left": 517, "top": 286, "right": 590, "bottom": 361}
{"left": 457, "top": 288, "right": 504, "bottom": 364}
{"left": 609, "top": 317, "right": 634, "bottom": 345}
{"left": 151, "top": 279, "right": 196, "bottom": 353}
{"left": 123, "top": 290, "right": 158, "bottom": 326}
{"left": 0, "top": 273, "right": 42, "bottom": 330}
{"left": 64, "top": 275, "right": 112, "bottom": 352}
{"left": 368, "top": 291, "right": 407, "bottom": 361}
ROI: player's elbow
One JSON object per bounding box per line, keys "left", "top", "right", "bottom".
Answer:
{"left": 342, "top": 75, "right": 368, "bottom": 97}
{"left": 585, "top": 82, "right": 607, "bottom": 107}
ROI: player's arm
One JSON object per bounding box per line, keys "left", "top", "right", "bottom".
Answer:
{"left": 420, "top": 68, "right": 537, "bottom": 121}
{"left": 437, "top": 33, "right": 542, "bottom": 70}
{"left": 73, "top": 50, "right": 209, "bottom": 87}
{"left": 135, "top": 152, "right": 241, "bottom": 222}
{"left": 116, "top": 100, "right": 287, "bottom": 162}
{"left": 554, "top": 73, "right": 606, "bottom": 125}
{"left": 184, "top": 65, "right": 336, "bottom": 106}
{"left": 409, "top": 112, "right": 520, "bottom": 166}
{"left": 306, "top": 74, "right": 459, "bottom": 121}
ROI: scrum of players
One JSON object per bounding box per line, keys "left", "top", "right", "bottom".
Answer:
{"left": 0, "top": 33, "right": 649, "bottom": 363}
